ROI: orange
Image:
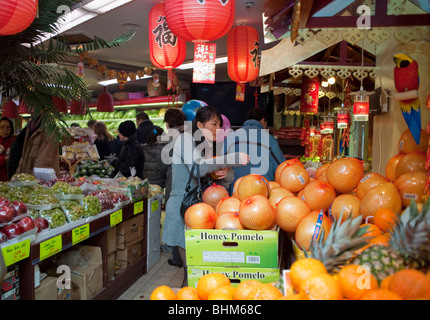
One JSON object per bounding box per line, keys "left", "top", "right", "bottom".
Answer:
{"left": 277, "top": 293, "right": 309, "bottom": 300}
{"left": 208, "top": 292, "right": 233, "bottom": 300}
{"left": 245, "top": 283, "right": 283, "bottom": 300}
{"left": 389, "top": 269, "right": 430, "bottom": 300}
{"left": 373, "top": 208, "right": 398, "bottom": 232}
{"left": 290, "top": 258, "right": 327, "bottom": 291}
{"left": 380, "top": 275, "right": 393, "bottom": 290}
{"left": 233, "top": 280, "right": 262, "bottom": 300}
{"left": 360, "top": 288, "right": 402, "bottom": 300}
{"left": 360, "top": 223, "right": 383, "bottom": 237}
{"left": 209, "top": 285, "right": 236, "bottom": 299}
{"left": 176, "top": 286, "right": 200, "bottom": 300}
{"left": 337, "top": 264, "right": 379, "bottom": 300}
{"left": 359, "top": 182, "right": 402, "bottom": 219}
{"left": 299, "top": 273, "right": 343, "bottom": 300}
{"left": 196, "top": 273, "right": 231, "bottom": 300}
{"left": 150, "top": 285, "right": 177, "bottom": 300}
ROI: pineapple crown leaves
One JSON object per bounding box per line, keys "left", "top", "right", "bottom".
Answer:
{"left": 389, "top": 198, "right": 430, "bottom": 261}
{"left": 305, "top": 209, "right": 374, "bottom": 271}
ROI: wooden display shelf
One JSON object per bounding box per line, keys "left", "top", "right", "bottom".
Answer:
{"left": 18, "top": 199, "right": 148, "bottom": 300}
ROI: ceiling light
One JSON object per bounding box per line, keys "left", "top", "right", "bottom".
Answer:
{"left": 97, "top": 75, "right": 152, "bottom": 86}
{"left": 328, "top": 76, "right": 336, "bottom": 85}
{"left": 321, "top": 80, "right": 329, "bottom": 87}
{"left": 176, "top": 56, "right": 228, "bottom": 70}
{"left": 82, "top": 0, "right": 134, "bottom": 14}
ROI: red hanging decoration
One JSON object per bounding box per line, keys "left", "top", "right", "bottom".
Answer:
{"left": 70, "top": 100, "right": 85, "bottom": 115}
{"left": 0, "top": 0, "right": 38, "bottom": 35}
{"left": 300, "top": 76, "right": 320, "bottom": 115}
{"left": 1, "top": 100, "right": 19, "bottom": 119}
{"left": 164, "top": 0, "right": 235, "bottom": 43}
{"left": 97, "top": 87, "right": 114, "bottom": 112}
{"left": 18, "top": 101, "right": 31, "bottom": 114}
{"left": 149, "top": 3, "right": 186, "bottom": 69}
{"left": 117, "top": 70, "right": 128, "bottom": 90}
{"left": 227, "top": 26, "right": 260, "bottom": 84}
{"left": 52, "top": 97, "right": 67, "bottom": 113}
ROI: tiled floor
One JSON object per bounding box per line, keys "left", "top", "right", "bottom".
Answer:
{"left": 117, "top": 251, "right": 184, "bottom": 300}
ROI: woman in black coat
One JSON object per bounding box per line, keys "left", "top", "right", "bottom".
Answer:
{"left": 93, "top": 121, "right": 115, "bottom": 160}
{"left": 107, "top": 121, "right": 145, "bottom": 179}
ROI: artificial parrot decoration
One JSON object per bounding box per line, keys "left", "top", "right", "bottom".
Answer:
{"left": 393, "top": 52, "right": 421, "bottom": 145}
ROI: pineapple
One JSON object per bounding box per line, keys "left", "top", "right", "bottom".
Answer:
{"left": 307, "top": 199, "right": 430, "bottom": 283}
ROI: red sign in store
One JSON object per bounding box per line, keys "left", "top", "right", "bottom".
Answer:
{"left": 193, "top": 42, "right": 216, "bottom": 84}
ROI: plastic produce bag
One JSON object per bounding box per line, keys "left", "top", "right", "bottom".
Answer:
{"left": 82, "top": 195, "right": 102, "bottom": 218}
{"left": 61, "top": 200, "right": 85, "bottom": 222}
{"left": 39, "top": 207, "right": 67, "bottom": 229}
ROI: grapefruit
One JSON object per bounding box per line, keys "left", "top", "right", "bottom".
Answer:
{"left": 215, "top": 211, "right": 244, "bottom": 230}
{"left": 238, "top": 195, "right": 275, "bottom": 230}
{"left": 395, "top": 151, "right": 426, "bottom": 179}
{"left": 356, "top": 173, "right": 388, "bottom": 199}
{"left": 202, "top": 183, "right": 229, "bottom": 209}
{"left": 268, "top": 187, "right": 294, "bottom": 208}
{"left": 275, "top": 159, "right": 304, "bottom": 182}
{"left": 326, "top": 157, "right": 364, "bottom": 194}
{"left": 359, "top": 182, "right": 402, "bottom": 220}
{"left": 385, "top": 153, "right": 405, "bottom": 182}
{"left": 295, "top": 210, "right": 332, "bottom": 251}
{"left": 275, "top": 196, "right": 311, "bottom": 232}
{"left": 398, "top": 129, "right": 429, "bottom": 153}
{"left": 394, "top": 171, "right": 427, "bottom": 207}
{"left": 302, "top": 180, "right": 336, "bottom": 212}
{"left": 278, "top": 164, "right": 310, "bottom": 193}
{"left": 315, "top": 163, "right": 330, "bottom": 182}
{"left": 215, "top": 196, "right": 241, "bottom": 216}
{"left": 184, "top": 203, "right": 217, "bottom": 229}
{"left": 329, "top": 194, "right": 361, "bottom": 222}
{"left": 236, "top": 174, "right": 270, "bottom": 201}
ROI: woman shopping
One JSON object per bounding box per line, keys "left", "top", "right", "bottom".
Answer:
{"left": 161, "top": 106, "right": 249, "bottom": 287}
{"left": 0, "top": 118, "right": 16, "bottom": 181}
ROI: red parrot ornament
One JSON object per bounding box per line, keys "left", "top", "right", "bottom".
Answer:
{"left": 393, "top": 52, "right": 421, "bottom": 145}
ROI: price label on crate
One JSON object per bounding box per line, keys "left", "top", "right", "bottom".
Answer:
{"left": 1, "top": 239, "right": 31, "bottom": 266}
{"left": 72, "top": 223, "right": 90, "bottom": 245}
{"left": 134, "top": 201, "right": 143, "bottom": 215}
{"left": 110, "top": 209, "right": 123, "bottom": 227}
{"left": 151, "top": 200, "right": 159, "bottom": 213}
{"left": 40, "top": 235, "right": 62, "bottom": 261}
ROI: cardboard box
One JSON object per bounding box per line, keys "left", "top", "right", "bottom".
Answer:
{"left": 114, "top": 240, "right": 143, "bottom": 275}
{"left": 35, "top": 276, "right": 57, "bottom": 300}
{"left": 107, "top": 226, "right": 117, "bottom": 255}
{"left": 69, "top": 246, "right": 103, "bottom": 300}
{"left": 116, "top": 214, "right": 144, "bottom": 249}
{"left": 58, "top": 282, "right": 80, "bottom": 300}
{"left": 185, "top": 229, "right": 278, "bottom": 268}
{"left": 187, "top": 266, "right": 280, "bottom": 288}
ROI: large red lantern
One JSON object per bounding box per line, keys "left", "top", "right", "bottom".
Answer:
{"left": 227, "top": 26, "right": 260, "bottom": 83}
{"left": 52, "top": 97, "right": 68, "bottom": 113}
{"left": 0, "top": 0, "right": 39, "bottom": 36}
{"left": 1, "top": 100, "right": 18, "bottom": 119}
{"left": 353, "top": 94, "right": 369, "bottom": 121}
{"left": 70, "top": 100, "right": 85, "bottom": 115}
{"left": 149, "top": 3, "right": 186, "bottom": 69}
{"left": 164, "top": 0, "right": 235, "bottom": 43}
{"left": 97, "top": 87, "right": 114, "bottom": 112}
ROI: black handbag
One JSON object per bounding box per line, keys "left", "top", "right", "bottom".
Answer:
{"left": 180, "top": 162, "right": 212, "bottom": 219}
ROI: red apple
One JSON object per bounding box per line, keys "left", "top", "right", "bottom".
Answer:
{"left": 2, "top": 223, "right": 24, "bottom": 239}
{"left": 0, "top": 231, "right": 7, "bottom": 244}
{"left": 0, "top": 197, "right": 10, "bottom": 207}
{"left": 0, "top": 205, "right": 16, "bottom": 224}
{"left": 12, "top": 201, "right": 27, "bottom": 216}
{"left": 34, "top": 217, "right": 49, "bottom": 232}
{"left": 18, "top": 217, "right": 35, "bottom": 232}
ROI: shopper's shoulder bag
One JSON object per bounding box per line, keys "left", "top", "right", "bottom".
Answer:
{"left": 180, "top": 162, "right": 212, "bottom": 219}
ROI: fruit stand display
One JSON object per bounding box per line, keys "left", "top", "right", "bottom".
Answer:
{"left": 0, "top": 172, "right": 150, "bottom": 300}
{"left": 149, "top": 128, "right": 430, "bottom": 300}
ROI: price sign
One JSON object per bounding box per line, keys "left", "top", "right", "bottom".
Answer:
{"left": 151, "top": 200, "right": 159, "bottom": 213}
{"left": 110, "top": 209, "right": 123, "bottom": 227}
{"left": 72, "top": 223, "right": 90, "bottom": 245}
{"left": 1, "top": 239, "right": 31, "bottom": 266}
{"left": 40, "top": 235, "right": 62, "bottom": 261}
{"left": 134, "top": 201, "right": 143, "bottom": 215}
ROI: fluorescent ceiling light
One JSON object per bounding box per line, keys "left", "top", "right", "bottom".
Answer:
{"left": 98, "top": 75, "right": 152, "bottom": 86}
{"left": 82, "top": 0, "right": 134, "bottom": 14}
{"left": 176, "top": 56, "right": 228, "bottom": 70}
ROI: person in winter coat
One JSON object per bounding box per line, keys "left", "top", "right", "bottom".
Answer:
{"left": 161, "top": 106, "right": 249, "bottom": 287}
{"left": 141, "top": 127, "right": 168, "bottom": 188}
{"left": 15, "top": 117, "right": 60, "bottom": 175}
{"left": 224, "top": 108, "right": 285, "bottom": 192}
{"left": 93, "top": 121, "right": 116, "bottom": 160}
{"left": 136, "top": 112, "right": 162, "bottom": 144}
{"left": 106, "top": 120, "right": 145, "bottom": 179}
{"left": 0, "top": 118, "right": 16, "bottom": 181}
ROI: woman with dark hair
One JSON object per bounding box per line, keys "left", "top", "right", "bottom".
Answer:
{"left": 93, "top": 121, "right": 115, "bottom": 160}
{"left": 161, "top": 105, "right": 249, "bottom": 287}
{"left": 0, "top": 117, "right": 15, "bottom": 181}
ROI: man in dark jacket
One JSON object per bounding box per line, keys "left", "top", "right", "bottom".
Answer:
{"left": 136, "top": 112, "right": 158, "bottom": 144}
{"left": 107, "top": 121, "right": 145, "bottom": 179}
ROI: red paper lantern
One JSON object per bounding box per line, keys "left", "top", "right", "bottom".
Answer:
{"left": 227, "top": 26, "right": 260, "bottom": 83}
{"left": 164, "top": 0, "right": 235, "bottom": 43}
{"left": 1, "top": 100, "right": 18, "bottom": 119}
{"left": 70, "top": 100, "right": 85, "bottom": 115}
{"left": 97, "top": 87, "right": 114, "bottom": 112}
{"left": 52, "top": 97, "right": 68, "bottom": 113}
{"left": 353, "top": 94, "right": 369, "bottom": 121}
{"left": 149, "top": 3, "right": 186, "bottom": 69}
{"left": 337, "top": 110, "right": 349, "bottom": 129}
{"left": 300, "top": 76, "right": 320, "bottom": 115}
{"left": 0, "top": 0, "right": 39, "bottom": 35}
